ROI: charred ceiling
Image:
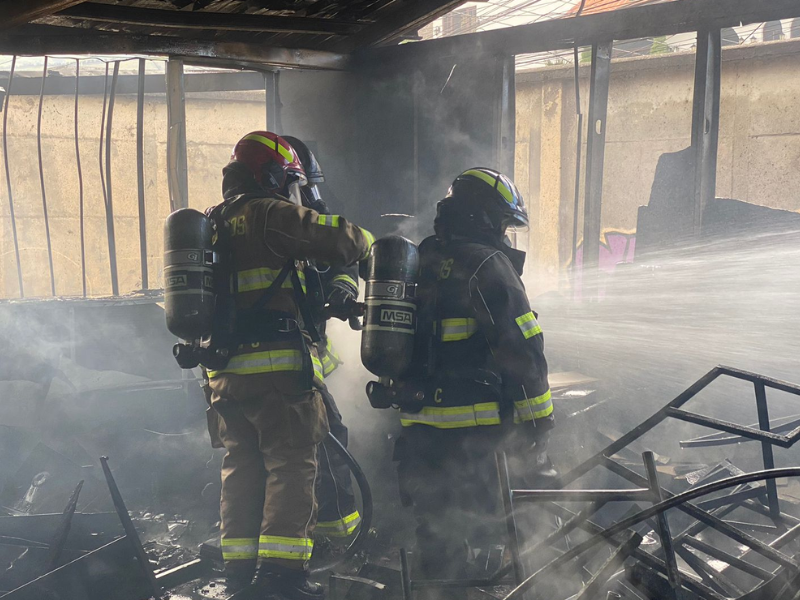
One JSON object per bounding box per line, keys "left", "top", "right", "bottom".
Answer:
{"left": 0, "top": 0, "right": 463, "bottom": 64}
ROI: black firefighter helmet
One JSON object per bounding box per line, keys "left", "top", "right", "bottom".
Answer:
{"left": 436, "top": 168, "right": 528, "bottom": 240}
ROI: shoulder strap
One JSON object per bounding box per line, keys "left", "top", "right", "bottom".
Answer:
{"left": 250, "top": 262, "right": 293, "bottom": 312}
{"left": 291, "top": 268, "right": 321, "bottom": 343}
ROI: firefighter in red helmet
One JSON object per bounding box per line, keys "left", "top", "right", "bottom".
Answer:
{"left": 205, "top": 131, "right": 374, "bottom": 599}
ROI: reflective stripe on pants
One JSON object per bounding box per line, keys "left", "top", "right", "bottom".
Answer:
{"left": 221, "top": 537, "right": 258, "bottom": 561}
{"left": 258, "top": 535, "right": 314, "bottom": 561}
{"left": 316, "top": 510, "right": 361, "bottom": 538}
{"left": 400, "top": 402, "right": 501, "bottom": 429}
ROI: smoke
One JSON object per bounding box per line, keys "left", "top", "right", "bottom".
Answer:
{"left": 524, "top": 230, "right": 800, "bottom": 472}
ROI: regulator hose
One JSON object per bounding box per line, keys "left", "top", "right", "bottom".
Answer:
{"left": 310, "top": 431, "right": 374, "bottom": 574}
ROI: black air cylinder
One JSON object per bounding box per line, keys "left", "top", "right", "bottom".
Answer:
{"left": 361, "top": 235, "right": 419, "bottom": 378}
{"left": 164, "top": 208, "right": 215, "bottom": 340}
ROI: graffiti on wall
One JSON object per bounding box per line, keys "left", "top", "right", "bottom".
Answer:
{"left": 573, "top": 230, "right": 637, "bottom": 273}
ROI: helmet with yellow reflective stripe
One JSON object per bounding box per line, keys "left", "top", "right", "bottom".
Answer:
{"left": 230, "top": 131, "right": 307, "bottom": 195}
{"left": 444, "top": 167, "right": 528, "bottom": 234}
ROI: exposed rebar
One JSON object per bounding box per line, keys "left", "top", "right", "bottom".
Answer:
{"left": 37, "top": 56, "right": 56, "bottom": 296}
{"left": 74, "top": 59, "right": 86, "bottom": 297}
{"left": 104, "top": 60, "right": 120, "bottom": 296}
{"left": 136, "top": 58, "right": 148, "bottom": 289}
{"left": 3, "top": 55, "right": 23, "bottom": 297}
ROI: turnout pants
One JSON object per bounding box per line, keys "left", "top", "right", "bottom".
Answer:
{"left": 316, "top": 386, "right": 361, "bottom": 538}
{"left": 395, "top": 428, "right": 505, "bottom": 580}
{"left": 209, "top": 372, "right": 329, "bottom": 579}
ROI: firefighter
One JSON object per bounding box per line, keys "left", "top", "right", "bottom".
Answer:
{"left": 266, "top": 135, "right": 362, "bottom": 542}
{"left": 207, "top": 131, "right": 374, "bottom": 599}
{"left": 393, "top": 168, "right": 554, "bottom": 582}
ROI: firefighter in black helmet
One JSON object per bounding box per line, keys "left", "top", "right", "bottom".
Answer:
{"left": 393, "top": 168, "right": 554, "bottom": 583}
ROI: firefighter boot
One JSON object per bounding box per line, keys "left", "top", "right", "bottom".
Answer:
{"left": 253, "top": 564, "right": 324, "bottom": 600}
{"left": 225, "top": 562, "right": 256, "bottom": 596}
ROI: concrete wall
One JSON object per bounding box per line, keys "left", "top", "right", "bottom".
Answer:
{"left": 2, "top": 40, "right": 799, "bottom": 299}
{"left": 0, "top": 88, "right": 265, "bottom": 299}
{"left": 516, "top": 39, "right": 800, "bottom": 297}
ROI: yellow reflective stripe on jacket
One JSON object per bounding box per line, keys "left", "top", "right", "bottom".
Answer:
{"left": 316, "top": 510, "right": 361, "bottom": 537}
{"left": 440, "top": 318, "right": 478, "bottom": 342}
{"left": 207, "top": 349, "right": 304, "bottom": 378}
{"left": 243, "top": 133, "right": 294, "bottom": 162}
{"left": 221, "top": 537, "right": 258, "bottom": 560}
{"left": 400, "top": 402, "right": 501, "bottom": 429}
{"left": 360, "top": 228, "right": 375, "bottom": 260}
{"left": 258, "top": 535, "right": 313, "bottom": 561}
{"left": 317, "top": 214, "right": 340, "bottom": 227}
{"left": 331, "top": 274, "right": 358, "bottom": 290}
{"left": 237, "top": 267, "right": 306, "bottom": 293}
{"left": 311, "top": 354, "right": 324, "bottom": 383}
{"left": 513, "top": 389, "right": 553, "bottom": 423}
{"left": 320, "top": 338, "right": 342, "bottom": 377}
{"left": 463, "top": 169, "right": 515, "bottom": 206}
{"left": 515, "top": 311, "right": 542, "bottom": 340}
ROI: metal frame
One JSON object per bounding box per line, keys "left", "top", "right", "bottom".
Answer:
{"left": 136, "top": 58, "right": 148, "bottom": 290}
{"left": 495, "top": 366, "right": 800, "bottom": 600}
{"left": 3, "top": 55, "right": 23, "bottom": 298}
{"left": 580, "top": 41, "right": 612, "bottom": 296}
{"left": 691, "top": 28, "right": 722, "bottom": 236}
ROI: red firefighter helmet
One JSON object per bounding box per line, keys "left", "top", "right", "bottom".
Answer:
{"left": 230, "top": 131, "right": 307, "bottom": 194}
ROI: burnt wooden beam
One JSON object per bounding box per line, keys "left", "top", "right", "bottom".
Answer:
{"left": 0, "top": 0, "right": 87, "bottom": 31}
{"left": 364, "top": 0, "right": 800, "bottom": 62}
{"left": 340, "top": 0, "right": 465, "bottom": 50}
{"left": 0, "top": 33, "right": 350, "bottom": 70}
{"left": 54, "top": 2, "right": 364, "bottom": 36}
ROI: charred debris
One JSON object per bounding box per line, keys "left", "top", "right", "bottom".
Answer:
{"left": 4, "top": 328, "right": 800, "bottom": 600}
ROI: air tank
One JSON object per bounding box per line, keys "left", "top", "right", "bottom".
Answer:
{"left": 361, "top": 235, "right": 419, "bottom": 378}
{"left": 164, "top": 208, "right": 215, "bottom": 341}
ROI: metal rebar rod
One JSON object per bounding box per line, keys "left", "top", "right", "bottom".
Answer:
{"left": 43, "top": 480, "right": 84, "bottom": 572}
{"left": 502, "top": 468, "right": 800, "bottom": 600}
{"left": 136, "top": 58, "right": 148, "bottom": 290}
{"left": 675, "top": 545, "right": 744, "bottom": 598}
{"left": 643, "top": 451, "right": 683, "bottom": 599}
{"left": 556, "top": 367, "right": 723, "bottom": 488}
{"left": 667, "top": 408, "right": 789, "bottom": 445}
{"left": 512, "top": 489, "right": 652, "bottom": 502}
{"left": 3, "top": 55, "right": 23, "bottom": 297}
{"left": 74, "top": 59, "right": 86, "bottom": 297}
{"left": 682, "top": 535, "right": 773, "bottom": 581}
{"left": 36, "top": 56, "right": 56, "bottom": 296}
{"left": 104, "top": 60, "right": 120, "bottom": 296}
{"left": 497, "top": 452, "right": 525, "bottom": 587}
{"left": 570, "top": 44, "right": 583, "bottom": 285}
{"left": 100, "top": 457, "right": 161, "bottom": 598}
{"left": 754, "top": 381, "right": 781, "bottom": 519}
{"left": 541, "top": 502, "right": 725, "bottom": 600}
{"left": 575, "top": 532, "right": 642, "bottom": 600}
{"left": 681, "top": 415, "right": 800, "bottom": 449}
{"left": 602, "top": 456, "right": 797, "bottom": 568}
{"left": 695, "top": 486, "right": 766, "bottom": 511}
{"left": 98, "top": 62, "right": 109, "bottom": 288}
{"left": 400, "top": 548, "right": 412, "bottom": 600}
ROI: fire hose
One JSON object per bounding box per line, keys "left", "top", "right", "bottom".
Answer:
{"left": 310, "top": 431, "right": 373, "bottom": 574}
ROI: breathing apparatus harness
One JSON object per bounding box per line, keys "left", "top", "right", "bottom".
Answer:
{"left": 171, "top": 193, "right": 321, "bottom": 374}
